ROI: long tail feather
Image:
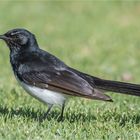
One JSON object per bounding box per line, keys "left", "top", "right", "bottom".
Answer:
{"left": 94, "top": 78, "right": 140, "bottom": 96}
{"left": 70, "top": 67, "right": 140, "bottom": 97}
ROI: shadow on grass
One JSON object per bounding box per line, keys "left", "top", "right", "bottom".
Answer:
{"left": 0, "top": 105, "right": 140, "bottom": 125}
{"left": 0, "top": 105, "right": 40, "bottom": 121}
{"left": 0, "top": 105, "right": 96, "bottom": 123}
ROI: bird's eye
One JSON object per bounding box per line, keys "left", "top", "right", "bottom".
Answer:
{"left": 7, "top": 31, "right": 28, "bottom": 45}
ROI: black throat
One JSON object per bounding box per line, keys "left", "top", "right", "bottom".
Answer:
{"left": 9, "top": 40, "right": 39, "bottom": 75}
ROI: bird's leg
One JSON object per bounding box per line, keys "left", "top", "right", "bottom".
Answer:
{"left": 58, "top": 102, "right": 65, "bottom": 122}
{"left": 39, "top": 104, "right": 53, "bottom": 122}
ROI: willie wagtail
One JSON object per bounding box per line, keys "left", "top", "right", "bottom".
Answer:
{"left": 0, "top": 28, "right": 140, "bottom": 121}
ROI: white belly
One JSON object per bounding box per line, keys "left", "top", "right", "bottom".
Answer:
{"left": 19, "top": 82, "right": 67, "bottom": 106}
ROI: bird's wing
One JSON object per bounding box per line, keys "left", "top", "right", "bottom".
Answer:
{"left": 18, "top": 67, "right": 112, "bottom": 101}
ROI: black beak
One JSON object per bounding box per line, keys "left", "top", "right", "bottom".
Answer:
{"left": 0, "top": 35, "right": 9, "bottom": 41}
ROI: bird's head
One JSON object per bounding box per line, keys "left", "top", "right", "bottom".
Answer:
{"left": 0, "top": 28, "right": 38, "bottom": 52}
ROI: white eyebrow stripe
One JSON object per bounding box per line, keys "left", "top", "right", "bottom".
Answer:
{"left": 11, "top": 31, "right": 20, "bottom": 35}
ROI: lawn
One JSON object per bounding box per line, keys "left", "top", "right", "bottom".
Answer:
{"left": 0, "top": 1, "right": 140, "bottom": 140}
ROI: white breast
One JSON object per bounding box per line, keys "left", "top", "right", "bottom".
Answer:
{"left": 19, "top": 81, "right": 67, "bottom": 106}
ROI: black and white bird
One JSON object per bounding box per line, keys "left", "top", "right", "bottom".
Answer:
{"left": 0, "top": 28, "right": 140, "bottom": 121}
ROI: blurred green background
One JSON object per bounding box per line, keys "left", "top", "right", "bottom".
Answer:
{"left": 0, "top": 1, "right": 140, "bottom": 140}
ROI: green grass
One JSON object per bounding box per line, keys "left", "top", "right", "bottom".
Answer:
{"left": 0, "top": 1, "right": 140, "bottom": 139}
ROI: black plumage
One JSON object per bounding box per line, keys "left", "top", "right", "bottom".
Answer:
{"left": 0, "top": 28, "right": 140, "bottom": 121}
